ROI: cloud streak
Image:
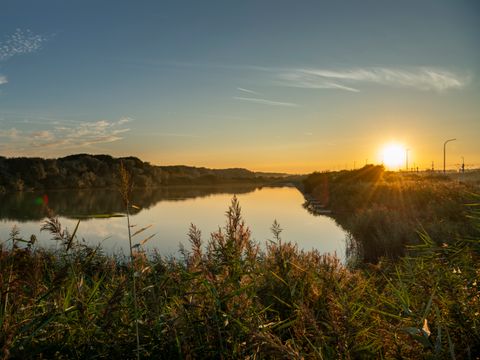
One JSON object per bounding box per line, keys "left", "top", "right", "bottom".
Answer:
{"left": 234, "top": 96, "right": 298, "bottom": 107}
{"left": 157, "top": 61, "right": 469, "bottom": 93}
{"left": 0, "top": 117, "right": 132, "bottom": 153}
{"left": 0, "top": 128, "right": 20, "bottom": 139}
{"left": 237, "top": 87, "right": 258, "bottom": 95}
{"left": 276, "top": 67, "right": 470, "bottom": 92}
{"left": 141, "top": 132, "right": 200, "bottom": 138}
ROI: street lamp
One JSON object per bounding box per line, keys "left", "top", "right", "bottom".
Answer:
{"left": 405, "top": 148, "right": 410, "bottom": 171}
{"left": 443, "top": 138, "right": 456, "bottom": 173}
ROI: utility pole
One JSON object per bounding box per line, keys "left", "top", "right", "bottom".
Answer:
{"left": 443, "top": 138, "right": 456, "bottom": 173}
{"left": 405, "top": 148, "right": 410, "bottom": 172}
{"left": 461, "top": 156, "right": 465, "bottom": 173}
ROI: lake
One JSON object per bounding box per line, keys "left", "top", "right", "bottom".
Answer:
{"left": 0, "top": 185, "right": 348, "bottom": 261}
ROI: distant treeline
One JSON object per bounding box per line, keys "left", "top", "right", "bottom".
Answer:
{"left": 0, "top": 154, "right": 289, "bottom": 192}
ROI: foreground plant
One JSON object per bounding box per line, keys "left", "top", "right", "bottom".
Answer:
{"left": 119, "top": 161, "right": 141, "bottom": 360}
{"left": 0, "top": 195, "right": 479, "bottom": 358}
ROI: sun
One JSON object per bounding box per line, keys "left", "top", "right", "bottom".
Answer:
{"left": 381, "top": 143, "right": 406, "bottom": 170}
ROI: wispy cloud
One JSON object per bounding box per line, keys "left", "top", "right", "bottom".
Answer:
{"left": 276, "top": 67, "right": 470, "bottom": 92}
{"left": 0, "top": 29, "right": 50, "bottom": 87}
{"left": 0, "top": 29, "right": 49, "bottom": 62}
{"left": 143, "top": 132, "right": 200, "bottom": 138}
{"left": 43, "top": 118, "right": 131, "bottom": 148}
{"left": 237, "top": 87, "right": 258, "bottom": 95}
{"left": 0, "top": 117, "right": 131, "bottom": 153}
{"left": 157, "top": 61, "right": 469, "bottom": 93}
{"left": 117, "top": 116, "right": 131, "bottom": 125}
{"left": 32, "top": 130, "right": 54, "bottom": 141}
{"left": 0, "top": 128, "right": 20, "bottom": 139}
{"left": 234, "top": 96, "right": 298, "bottom": 107}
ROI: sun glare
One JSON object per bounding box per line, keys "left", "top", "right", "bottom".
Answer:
{"left": 382, "top": 143, "right": 405, "bottom": 170}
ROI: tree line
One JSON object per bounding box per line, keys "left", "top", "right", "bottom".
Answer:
{"left": 0, "top": 154, "right": 279, "bottom": 192}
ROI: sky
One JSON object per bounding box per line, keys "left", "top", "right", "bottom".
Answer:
{"left": 0, "top": 0, "right": 479, "bottom": 173}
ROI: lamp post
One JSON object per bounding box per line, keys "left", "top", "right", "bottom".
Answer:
{"left": 405, "top": 148, "right": 410, "bottom": 171}
{"left": 443, "top": 138, "right": 456, "bottom": 173}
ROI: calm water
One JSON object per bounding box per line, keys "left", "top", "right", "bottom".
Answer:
{"left": 0, "top": 185, "right": 347, "bottom": 260}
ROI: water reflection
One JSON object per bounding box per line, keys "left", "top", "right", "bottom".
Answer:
{"left": 0, "top": 186, "right": 347, "bottom": 261}
{"left": 0, "top": 184, "right": 262, "bottom": 221}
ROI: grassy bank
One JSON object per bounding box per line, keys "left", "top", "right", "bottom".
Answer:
{"left": 1, "top": 195, "right": 480, "bottom": 359}
{"left": 304, "top": 166, "right": 480, "bottom": 263}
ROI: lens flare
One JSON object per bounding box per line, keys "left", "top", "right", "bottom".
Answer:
{"left": 34, "top": 194, "right": 49, "bottom": 206}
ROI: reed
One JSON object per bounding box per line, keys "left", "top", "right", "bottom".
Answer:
{"left": 304, "top": 166, "right": 480, "bottom": 262}
{"left": 0, "top": 194, "right": 479, "bottom": 358}
{"left": 119, "top": 161, "right": 140, "bottom": 360}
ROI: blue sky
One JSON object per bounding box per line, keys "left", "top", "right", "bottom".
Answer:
{"left": 1, "top": 0, "right": 479, "bottom": 172}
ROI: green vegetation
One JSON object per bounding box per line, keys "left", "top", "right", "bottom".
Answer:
{"left": 0, "top": 154, "right": 293, "bottom": 193}
{"left": 304, "top": 165, "right": 480, "bottom": 263}
{"left": 1, "top": 194, "right": 480, "bottom": 358}
{"left": 1, "top": 165, "right": 480, "bottom": 358}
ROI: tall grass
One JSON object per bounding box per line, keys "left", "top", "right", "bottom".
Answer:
{"left": 304, "top": 166, "right": 480, "bottom": 262}
{"left": 119, "top": 161, "right": 141, "bottom": 360}
{"left": 1, "top": 196, "right": 479, "bottom": 358}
